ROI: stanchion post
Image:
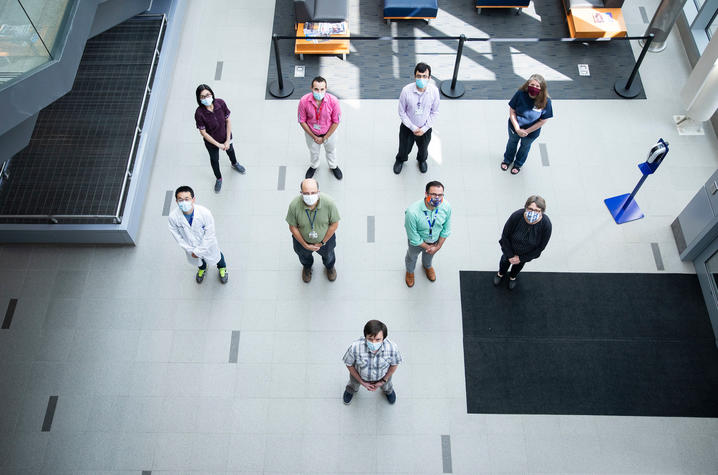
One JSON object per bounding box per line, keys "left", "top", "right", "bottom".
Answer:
{"left": 268, "top": 34, "right": 294, "bottom": 98}
{"left": 440, "top": 34, "right": 466, "bottom": 99}
{"left": 614, "top": 34, "right": 654, "bottom": 99}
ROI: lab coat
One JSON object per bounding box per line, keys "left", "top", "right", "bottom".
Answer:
{"left": 168, "top": 204, "right": 222, "bottom": 266}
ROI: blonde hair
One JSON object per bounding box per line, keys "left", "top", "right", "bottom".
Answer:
{"left": 519, "top": 74, "right": 549, "bottom": 110}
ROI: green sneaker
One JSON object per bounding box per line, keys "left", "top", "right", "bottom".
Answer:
{"left": 196, "top": 268, "right": 206, "bottom": 283}
{"left": 219, "top": 267, "right": 228, "bottom": 284}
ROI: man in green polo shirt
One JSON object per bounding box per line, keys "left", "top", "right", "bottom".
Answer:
{"left": 286, "top": 178, "right": 341, "bottom": 283}
{"left": 404, "top": 180, "right": 452, "bottom": 287}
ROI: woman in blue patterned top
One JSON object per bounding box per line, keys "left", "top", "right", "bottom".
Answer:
{"left": 501, "top": 74, "right": 553, "bottom": 175}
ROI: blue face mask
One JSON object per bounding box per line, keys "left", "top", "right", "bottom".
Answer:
{"left": 429, "top": 196, "right": 442, "bottom": 207}
{"left": 313, "top": 91, "right": 325, "bottom": 101}
{"left": 416, "top": 78, "right": 427, "bottom": 89}
{"left": 366, "top": 340, "right": 382, "bottom": 352}
{"left": 178, "top": 200, "right": 193, "bottom": 213}
{"left": 525, "top": 210, "right": 541, "bottom": 224}
{"left": 200, "top": 97, "right": 213, "bottom": 106}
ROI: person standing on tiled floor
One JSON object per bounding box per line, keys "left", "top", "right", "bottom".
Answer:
{"left": 168, "top": 185, "right": 229, "bottom": 284}
{"left": 298, "top": 76, "right": 343, "bottom": 180}
{"left": 393, "top": 62, "right": 440, "bottom": 175}
{"left": 342, "top": 319, "right": 402, "bottom": 405}
{"left": 194, "top": 83, "right": 246, "bottom": 193}
{"left": 404, "top": 180, "right": 452, "bottom": 287}
{"left": 286, "top": 178, "right": 341, "bottom": 283}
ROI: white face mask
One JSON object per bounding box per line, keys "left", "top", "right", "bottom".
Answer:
{"left": 178, "top": 200, "right": 193, "bottom": 212}
{"left": 302, "top": 193, "right": 319, "bottom": 206}
{"left": 200, "top": 96, "right": 213, "bottom": 106}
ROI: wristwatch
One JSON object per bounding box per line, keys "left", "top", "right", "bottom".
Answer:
{"left": 320, "top": 240, "right": 326, "bottom": 246}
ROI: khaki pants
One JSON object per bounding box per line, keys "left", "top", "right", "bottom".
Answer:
{"left": 305, "top": 132, "right": 338, "bottom": 169}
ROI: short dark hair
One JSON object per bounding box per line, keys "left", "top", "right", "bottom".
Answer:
{"left": 414, "top": 62, "right": 431, "bottom": 77}
{"left": 525, "top": 195, "right": 546, "bottom": 212}
{"left": 425, "top": 181, "right": 444, "bottom": 193}
{"left": 364, "top": 320, "right": 388, "bottom": 339}
{"left": 195, "top": 84, "right": 214, "bottom": 106}
{"left": 311, "top": 76, "right": 327, "bottom": 88}
{"left": 175, "top": 185, "right": 194, "bottom": 199}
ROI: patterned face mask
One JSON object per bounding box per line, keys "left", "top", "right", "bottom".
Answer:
{"left": 525, "top": 210, "right": 541, "bottom": 224}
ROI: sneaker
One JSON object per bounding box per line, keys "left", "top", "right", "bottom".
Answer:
{"left": 393, "top": 160, "right": 403, "bottom": 174}
{"left": 508, "top": 277, "right": 518, "bottom": 290}
{"left": 214, "top": 179, "right": 222, "bottom": 193}
{"left": 331, "top": 167, "right": 343, "bottom": 180}
{"left": 343, "top": 390, "right": 353, "bottom": 405}
{"left": 232, "top": 163, "right": 246, "bottom": 174}
{"left": 219, "top": 267, "right": 228, "bottom": 284}
{"left": 493, "top": 273, "right": 503, "bottom": 286}
{"left": 196, "top": 268, "right": 206, "bottom": 283}
{"left": 419, "top": 161, "right": 428, "bottom": 173}
{"left": 302, "top": 266, "right": 312, "bottom": 283}
{"left": 305, "top": 167, "right": 316, "bottom": 179}
{"left": 385, "top": 390, "right": 396, "bottom": 405}
{"left": 327, "top": 267, "right": 337, "bottom": 281}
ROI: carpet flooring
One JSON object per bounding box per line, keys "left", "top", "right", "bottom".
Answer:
{"left": 266, "top": 0, "right": 644, "bottom": 100}
{"left": 460, "top": 271, "right": 718, "bottom": 416}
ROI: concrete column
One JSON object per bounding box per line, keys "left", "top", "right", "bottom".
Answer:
{"left": 681, "top": 33, "right": 718, "bottom": 121}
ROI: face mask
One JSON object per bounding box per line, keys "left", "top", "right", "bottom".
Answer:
{"left": 366, "top": 340, "right": 382, "bottom": 352}
{"left": 527, "top": 86, "right": 541, "bottom": 97}
{"left": 200, "top": 97, "right": 213, "bottom": 106}
{"left": 428, "top": 196, "right": 442, "bottom": 207}
{"left": 302, "top": 193, "right": 319, "bottom": 206}
{"left": 525, "top": 210, "right": 541, "bottom": 224}
{"left": 416, "top": 78, "right": 428, "bottom": 89}
{"left": 178, "top": 200, "right": 193, "bottom": 213}
{"left": 312, "top": 91, "right": 325, "bottom": 101}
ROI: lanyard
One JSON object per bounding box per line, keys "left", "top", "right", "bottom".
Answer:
{"left": 305, "top": 209, "right": 318, "bottom": 230}
{"left": 423, "top": 209, "right": 438, "bottom": 236}
{"left": 314, "top": 99, "right": 325, "bottom": 121}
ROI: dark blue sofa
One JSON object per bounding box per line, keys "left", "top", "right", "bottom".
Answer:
{"left": 383, "top": 0, "right": 439, "bottom": 23}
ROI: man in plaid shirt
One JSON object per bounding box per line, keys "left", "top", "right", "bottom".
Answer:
{"left": 342, "top": 320, "right": 403, "bottom": 405}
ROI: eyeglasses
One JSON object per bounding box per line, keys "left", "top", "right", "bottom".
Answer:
{"left": 427, "top": 193, "right": 444, "bottom": 198}
{"left": 526, "top": 207, "right": 541, "bottom": 213}
{"left": 199, "top": 93, "right": 212, "bottom": 99}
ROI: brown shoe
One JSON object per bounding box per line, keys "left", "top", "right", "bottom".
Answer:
{"left": 302, "top": 267, "right": 312, "bottom": 283}
{"left": 405, "top": 272, "right": 415, "bottom": 287}
{"left": 327, "top": 267, "right": 337, "bottom": 281}
{"left": 424, "top": 267, "right": 436, "bottom": 281}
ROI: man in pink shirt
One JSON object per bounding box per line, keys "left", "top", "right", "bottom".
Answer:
{"left": 298, "top": 76, "right": 343, "bottom": 180}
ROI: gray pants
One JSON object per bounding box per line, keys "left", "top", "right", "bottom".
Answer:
{"left": 405, "top": 242, "right": 434, "bottom": 273}
{"left": 345, "top": 374, "right": 394, "bottom": 394}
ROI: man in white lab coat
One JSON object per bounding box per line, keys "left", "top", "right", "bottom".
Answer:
{"left": 168, "top": 185, "right": 228, "bottom": 284}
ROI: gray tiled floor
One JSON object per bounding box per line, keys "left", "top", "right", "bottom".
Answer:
{"left": 2, "top": 0, "right": 718, "bottom": 473}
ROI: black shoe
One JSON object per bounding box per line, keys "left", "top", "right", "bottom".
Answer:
{"left": 214, "top": 179, "right": 222, "bottom": 193}
{"left": 385, "top": 390, "right": 396, "bottom": 405}
{"left": 331, "top": 167, "right": 343, "bottom": 180}
{"left": 305, "top": 167, "right": 316, "bottom": 179}
{"left": 493, "top": 273, "right": 503, "bottom": 286}
{"left": 508, "top": 278, "right": 518, "bottom": 290}
{"left": 419, "top": 161, "right": 428, "bottom": 173}
{"left": 232, "top": 163, "right": 246, "bottom": 174}
{"left": 343, "top": 390, "right": 353, "bottom": 405}
{"left": 393, "top": 160, "right": 403, "bottom": 174}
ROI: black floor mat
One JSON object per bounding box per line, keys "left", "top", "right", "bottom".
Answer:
{"left": 266, "top": 0, "right": 644, "bottom": 100}
{"left": 460, "top": 271, "right": 718, "bottom": 416}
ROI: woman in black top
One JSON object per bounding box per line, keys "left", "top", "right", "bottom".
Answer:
{"left": 494, "top": 195, "right": 552, "bottom": 290}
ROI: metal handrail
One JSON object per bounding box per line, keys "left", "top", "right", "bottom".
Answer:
{"left": 112, "top": 13, "right": 167, "bottom": 223}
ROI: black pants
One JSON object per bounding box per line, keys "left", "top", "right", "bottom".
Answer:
{"left": 395, "top": 123, "right": 432, "bottom": 163}
{"left": 204, "top": 141, "right": 237, "bottom": 179}
{"left": 499, "top": 255, "right": 525, "bottom": 278}
{"left": 199, "top": 252, "right": 226, "bottom": 270}
{"left": 292, "top": 234, "right": 336, "bottom": 269}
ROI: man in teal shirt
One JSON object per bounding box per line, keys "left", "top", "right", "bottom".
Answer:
{"left": 404, "top": 180, "right": 452, "bottom": 287}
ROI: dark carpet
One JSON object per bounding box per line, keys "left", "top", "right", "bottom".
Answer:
{"left": 266, "top": 0, "right": 644, "bottom": 100}
{"left": 460, "top": 271, "right": 718, "bottom": 416}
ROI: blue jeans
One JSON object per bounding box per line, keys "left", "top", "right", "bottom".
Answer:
{"left": 503, "top": 123, "right": 540, "bottom": 168}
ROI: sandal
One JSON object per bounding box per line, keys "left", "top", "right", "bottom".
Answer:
{"left": 500, "top": 162, "right": 509, "bottom": 171}
{"left": 510, "top": 167, "right": 521, "bottom": 175}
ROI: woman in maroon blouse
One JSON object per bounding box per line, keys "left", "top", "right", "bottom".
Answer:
{"left": 194, "top": 84, "right": 246, "bottom": 193}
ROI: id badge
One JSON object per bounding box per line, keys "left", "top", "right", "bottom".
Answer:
{"left": 309, "top": 230, "right": 318, "bottom": 239}
{"left": 312, "top": 124, "right": 321, "bottom": 130}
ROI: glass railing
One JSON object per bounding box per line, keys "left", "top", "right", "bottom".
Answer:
{"left": 0, "top": 0, "right": 72, "bottom": 85}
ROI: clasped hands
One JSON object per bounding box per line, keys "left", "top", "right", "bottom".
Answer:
{"left": 304, "top": 242, "right": 322, "bottom": 252}
{"left": 424, "top": 243, "right": 441, "bottom": 255}
{"left": 361, "top": 379, "right": 385, "bottom": 391}
{"left": 516, "top": 128, "right": 529, "bottom": 138}
{"left": 313, "top": 135, "right": 325, "bottom": 144}
{"left": 508, "top": 255, "right": 520, "bottom": 265}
